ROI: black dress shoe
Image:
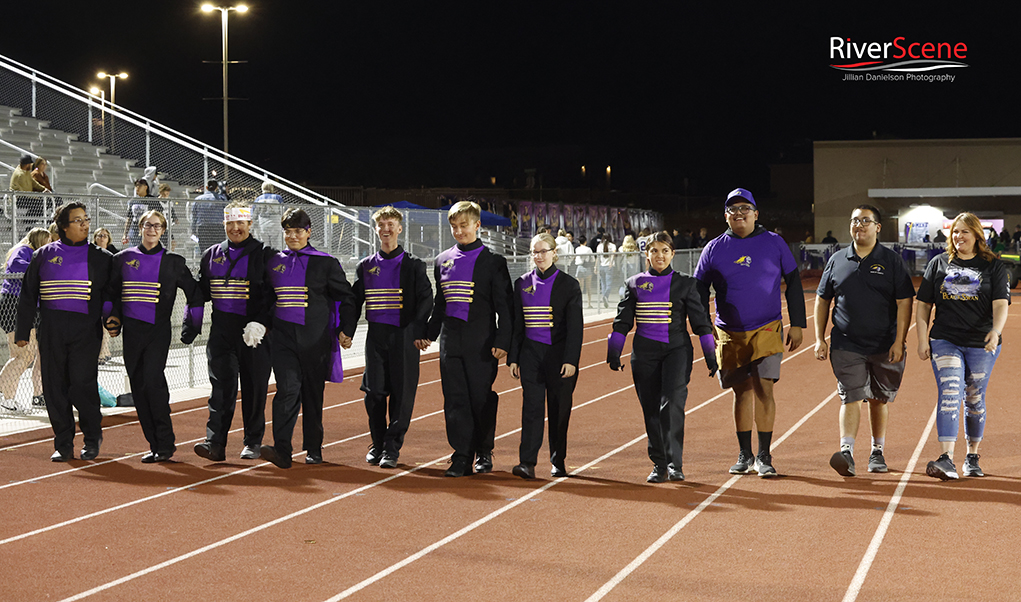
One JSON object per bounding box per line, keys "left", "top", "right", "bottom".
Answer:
{"left": 81, "top": 442, "right": 102, "bottom": 461}
{"left": 305, "top": 452, "right": 323, "bottom": 465}
{"left": 512, "top": 463, "right": 536, "bottom": 480}
{"left": 668, "top": 467, "right": 685, "bottom": 482}
{"left": 444, "top": 457, "right": 472, "bottom": 477}
{"left": 379, "top": 451, "right": 398, "bottom": 469}
{"left": 647, "top": 465, "right": 668, "bottom": 483}
{"left": 142, "top": 452, "right": 174, "bottom": 464}
{"left": 141, "top": 452, "right": 158, "bottom": 464}
{"left": 551, "top": 463, "right": 569, "bottom": 478}
{"left": 474, "top": 452, "right": 493, "bottom": 474}
{"left": 260, "top": 445, "right": 292, "bottom": 469}
{"left": 365, "top": 446, "right": 383, "bottom": 465}
{"left": 194, "top": 441, "right": 226, "bottom": 462}
{"left": 50, "top": 449, "right": 71, "bottom": 462}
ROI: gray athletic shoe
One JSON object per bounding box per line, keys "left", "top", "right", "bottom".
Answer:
{"left": 830, "top": 449, "right": 856, "bottom": 477}
{"left": 926, "top": 453, "right": 959, "bottom": 480}
{"left": 729, "top": 450, "right": 756, "bottom": 475}
{"left": 755, "top": 452, "right": 778, "bottom": 478}
{"left": 962, "top": 453, "right": 984, "bottom": 477}
{"left": 867, "top": 450, "right": 888, "bottom": 473}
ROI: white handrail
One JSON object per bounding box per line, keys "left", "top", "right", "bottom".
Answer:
{"left": 88, "top": 182, "right": 126, "bottom": 197}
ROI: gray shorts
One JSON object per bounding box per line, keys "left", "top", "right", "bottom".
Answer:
{"left": 830, "top": 348, "right": 905, "bottom": 404}
{"left": 718, "top": 352, "right": 782, "bottom": 389}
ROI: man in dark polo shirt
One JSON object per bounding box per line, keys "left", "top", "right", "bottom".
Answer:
{"left": 814, "top": 204, "right": 915, "bottom": 476}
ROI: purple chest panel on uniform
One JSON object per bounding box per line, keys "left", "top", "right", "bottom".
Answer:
{"left": 38, "top": 242, "right": 90, "bottom": 314}
{"left": 633, "top": 272, "right": 673, "bottom": 344}
{"left": 120, "top": 248, "right": 163, "bottom": 324}
{"left": 1, "top": 245, "right": 32, "bottom": 297}
{"left": 437, "top": 245, "right": 483, "bottom": 322}
{"left": 521, "top": 269, "right": 558, "bottom": 345}
{"left": 208, "top": 245, "right": 250, "bottom": 315}
{"left": 363, "top": 252, "right": 403, "bottom": 326}
{"left": 267, "top": 251, "right": 309, "bottom": 325}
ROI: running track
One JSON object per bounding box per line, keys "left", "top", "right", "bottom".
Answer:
{"left": 1, "top": 290, "right": 1020, "bottom": 601}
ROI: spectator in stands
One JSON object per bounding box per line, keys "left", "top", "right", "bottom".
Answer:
{"left": 157, "top": 183, "right": 180, "bottom": 250}
{"left": 591, "top": 227, "right": 606, "bottom": 249}
{"left": 597, "top": 234, "right": 616, "bottom": 308}
{"left": 122, "top": 178, "right": 162, "bottom": 247}
{"left": 31, "top": 158, "right": 53, "bottom": 192}
{"left": 620, "top": 234, "right": 641, "bottom": 277}
{"left": 555, "top": 229, "right": 573, "bottom": 274}
{"left": 9, "top": 155, "right": 47, "bottom": 219}
{"left": 191, "top": 180, "right": 228, "bottom": 255}
{"left": 671, "top": 229, "right": 683, "bottom": 249}
{"left": 0, "top": 228, "right": 50, "bottom": 412}
{"left": 822, "top": 230, "right": 839, "bottom": 244}
{"left": 567, "top": 231, "right": 579, "bottom": 250}
{"left": 93, "top": 227, "right": 118, "bottom": 365}
{"left": 933, "top": 229, "right": 947, "bottom": 243}
{"left": 693, "top": 227, "right": 709, "bottom": 248}
{"left": 253, "top": 181, "right": 283, "bottom": 244}
{"left": 574, "top": 235, "right": 595, "bottom": 307}
{"left": 804, "top": 230, "right": 814, "bottom": 244}
{"left": 1012, "top": 225, "right": 1021, "bottom": 251}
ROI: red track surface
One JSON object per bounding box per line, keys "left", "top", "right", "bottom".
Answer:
{"left": 2, "top": 291, "right": 1020, "bottom": 601}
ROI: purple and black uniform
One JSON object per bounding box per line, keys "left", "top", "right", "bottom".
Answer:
{"left": 508, "top": 266, "right": 583, "bottom": 470}
{"left": 427, "top": 240, "right": 514, "bottom": 466}
{"left": 1, "top": 244, "right": 34, "bottom": 333}
{"left": 109, "top": 243, "right": 203, "bottom": 456}
{"left": 197, "top": 236, "right": 275, "bottom": 451}
{"left": 353, "top": 246, "right": 433, "bottom": 460}
{"left": 16, "top": 238, "right": 113, "bottom": 457}
{"left": 265, "top": 244, "right": 356, "bottom": 459}
{"left": 608, "top": 266, "right": 713, "bottom": 473}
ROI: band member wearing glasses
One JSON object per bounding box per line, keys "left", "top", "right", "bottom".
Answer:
{"left": 106, "top": 210, "right": 204, "bottom": 463}
{"left": 16, "top": 202, "right": 114, "bottom": 461}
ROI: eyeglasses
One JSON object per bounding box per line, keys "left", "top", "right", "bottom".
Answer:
{"left": 284, "top": 228, "right": 309, "bottom": 238}
{"left": 725, "top": 205, "right": 755, "bottom": 215}
{"left": 142, "top": 223, "right": 164, "bottom": 231}
{"left": 531, "top": 249, "right": 554, "bottom": 257}
{"left": 850, "top": 218, "right": 877, "bottom": 226}
{"left": 69, "top": 217, "right": 91, "bottom": 225}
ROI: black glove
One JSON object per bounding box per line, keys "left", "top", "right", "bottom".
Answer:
{"left": 181, "top": 324, "right": 199, "bottom": 345}
{"left": 706, "top": 353, "right": 719, "bottom": 377}
{"left": 608, "top": 354, "right": 625, "bottom": 371}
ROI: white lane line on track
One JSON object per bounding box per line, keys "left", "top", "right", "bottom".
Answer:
{"left": 585, "top": 389, "right": 838, "bottom": 602}
{"left": 0, "top": 350, "right": 631, "bottom": 544}
{"left": 841, "top": 405, "right": 937, "bottom": 602}
{"left": 56, "top": 382, "right": 639, "bottom": 602}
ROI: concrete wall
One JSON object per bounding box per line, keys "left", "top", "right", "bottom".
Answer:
{"left": 814, "top": 138, "right": 1021, "bottom": 243}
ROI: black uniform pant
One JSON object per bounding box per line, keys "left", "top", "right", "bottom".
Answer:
{"left": 361, "top": 323, "right": 421, "bottom": 455}
{"left": 37, "top": 309, "right": 103, "bottom": 455}
{"left": 631, "top": 337, "right": 692, "bottom": 471}
{"left": 439, "top": 323, "right": 499, "bottom": 462}
{"left": 270, "top": 323, "right": 329, "bottom": 457}
{"left": 518, "top": 339, "right": 577, "bottom": 467}
{"left": 205, "top": 314, "right": 271, "bottom": 447}
{"left": 124, "top": 319, "right": 175, "bottom": 455}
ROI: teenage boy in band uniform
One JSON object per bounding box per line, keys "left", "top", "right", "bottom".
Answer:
{"left": 353, "top": 206, "right": 433, "bottom": 469}
{"left": 693, "top": 188, "right": 806, "bottom": 478}
{"left": 194, "top": 201, "right": 275, "bottom": 462}
{"left": 426, "top": 200, "right": 514, "bottom": 477}
{"left": 16, "top": 202, "right": 114, "bottom": 461}
{"left": 260, "top": 209, "right": 356, "bottom": 468}
{"left": 814, "top": 205, "right": 914, "bottom": 477}
{"left": 106, "top": 210, "right": 205, "bottom": 463}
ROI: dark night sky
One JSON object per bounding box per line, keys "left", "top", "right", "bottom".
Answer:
{"left": 5, "top": 3, "right": 1019, "bottom": 197}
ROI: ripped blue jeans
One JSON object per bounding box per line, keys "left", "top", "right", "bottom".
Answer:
{"left": 929, "top": 339, "right": 1000, "bottom": 443}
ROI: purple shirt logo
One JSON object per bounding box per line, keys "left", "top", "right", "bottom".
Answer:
{"left": 38, "top": 242, "right": 89, "bottom": 314}
{"left": 633, "top": 272, "right": 672, "bottom": 344}
{"left": 267, "top": 252, "right": 309, "bottom": 325}
{"left": 119, "top": 248, "right": 163, "bottom": 324}
{"left": 437, "top": 245, "right": 483, "bottom": 322}
{"left": 207, "top": 245, "right": 250, "bottom": 315}
{"left": 520, "top": 269, "right": 558, "bottom": 345}
{"left": 363, "top": 251, "right": 404, "bottom": 327}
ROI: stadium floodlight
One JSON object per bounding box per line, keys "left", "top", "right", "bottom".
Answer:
{"left": 202, "top": 4, "right": 248, "bottom": 157}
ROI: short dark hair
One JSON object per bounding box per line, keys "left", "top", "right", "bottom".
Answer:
{"left": 53, "top": 201, "right": 88, "bottom": 237}
{"left": 650, "top": 231, "right": 674, "bottom": 249}
{"left": 281, "top": 208, "right": 312, "bottom": 230}
{"left": 855, "top": 204, "right": 882, "bottom": 224}
{"left": 578, "top": 235, "right": 587, "bottom": 244}
{"left": 19, "top": 155, "right": 33, "bottom": 167}
{"left": 206, "top": 180, "right": 219, "bottom": 191}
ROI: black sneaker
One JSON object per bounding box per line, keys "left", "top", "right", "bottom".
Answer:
{"left": 868, "top": 450, "right": 888, "bottom": 473}
{"left": 926, "top": 452, "right": 959, "bottom": 480}
{"left": 444, "top": 456, "right": 473, "bottom": 477}
{"left": 365, "top": 446, "right": 383, "bottom": 465}
{"left": 829, "top": 449, "right": 856, "bottom": 477}
{"left": 647, "top": 465, "right": 668, "bottom": 483}
{"left": 379, "top": 451, "right": 398, "bottom": 469}
{"left": 473, "top": 451, "right": 493, "bottom": 474}
{"left": 963, "top": 453, "right": 984, "bottom": 477}
{"left": 755, "top": 452, "right": 778, "bottom": 478}
{"left": 729, "top": 450, "right": 756, "bottom": 475}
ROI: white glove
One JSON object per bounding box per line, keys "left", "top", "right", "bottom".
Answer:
{"left": 242, "top": 322, "right": 266, "bottom": 348}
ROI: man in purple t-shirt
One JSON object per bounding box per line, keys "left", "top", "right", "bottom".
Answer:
{"left": 694, "top": 188, "right": 806, "bottom": 478}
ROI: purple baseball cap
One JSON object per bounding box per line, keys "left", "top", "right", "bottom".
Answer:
{"left": 725, "top": 188, "right": 756, "bottom": 208}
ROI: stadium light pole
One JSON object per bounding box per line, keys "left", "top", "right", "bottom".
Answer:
{"left": 88, "top": 86, "right": 106, "bottom": 145}
{"left": 96, "top": 71, "right": 127, "bottom": 151}
{"left": 202, "top": 3, "right": 248, "bottom": 157}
